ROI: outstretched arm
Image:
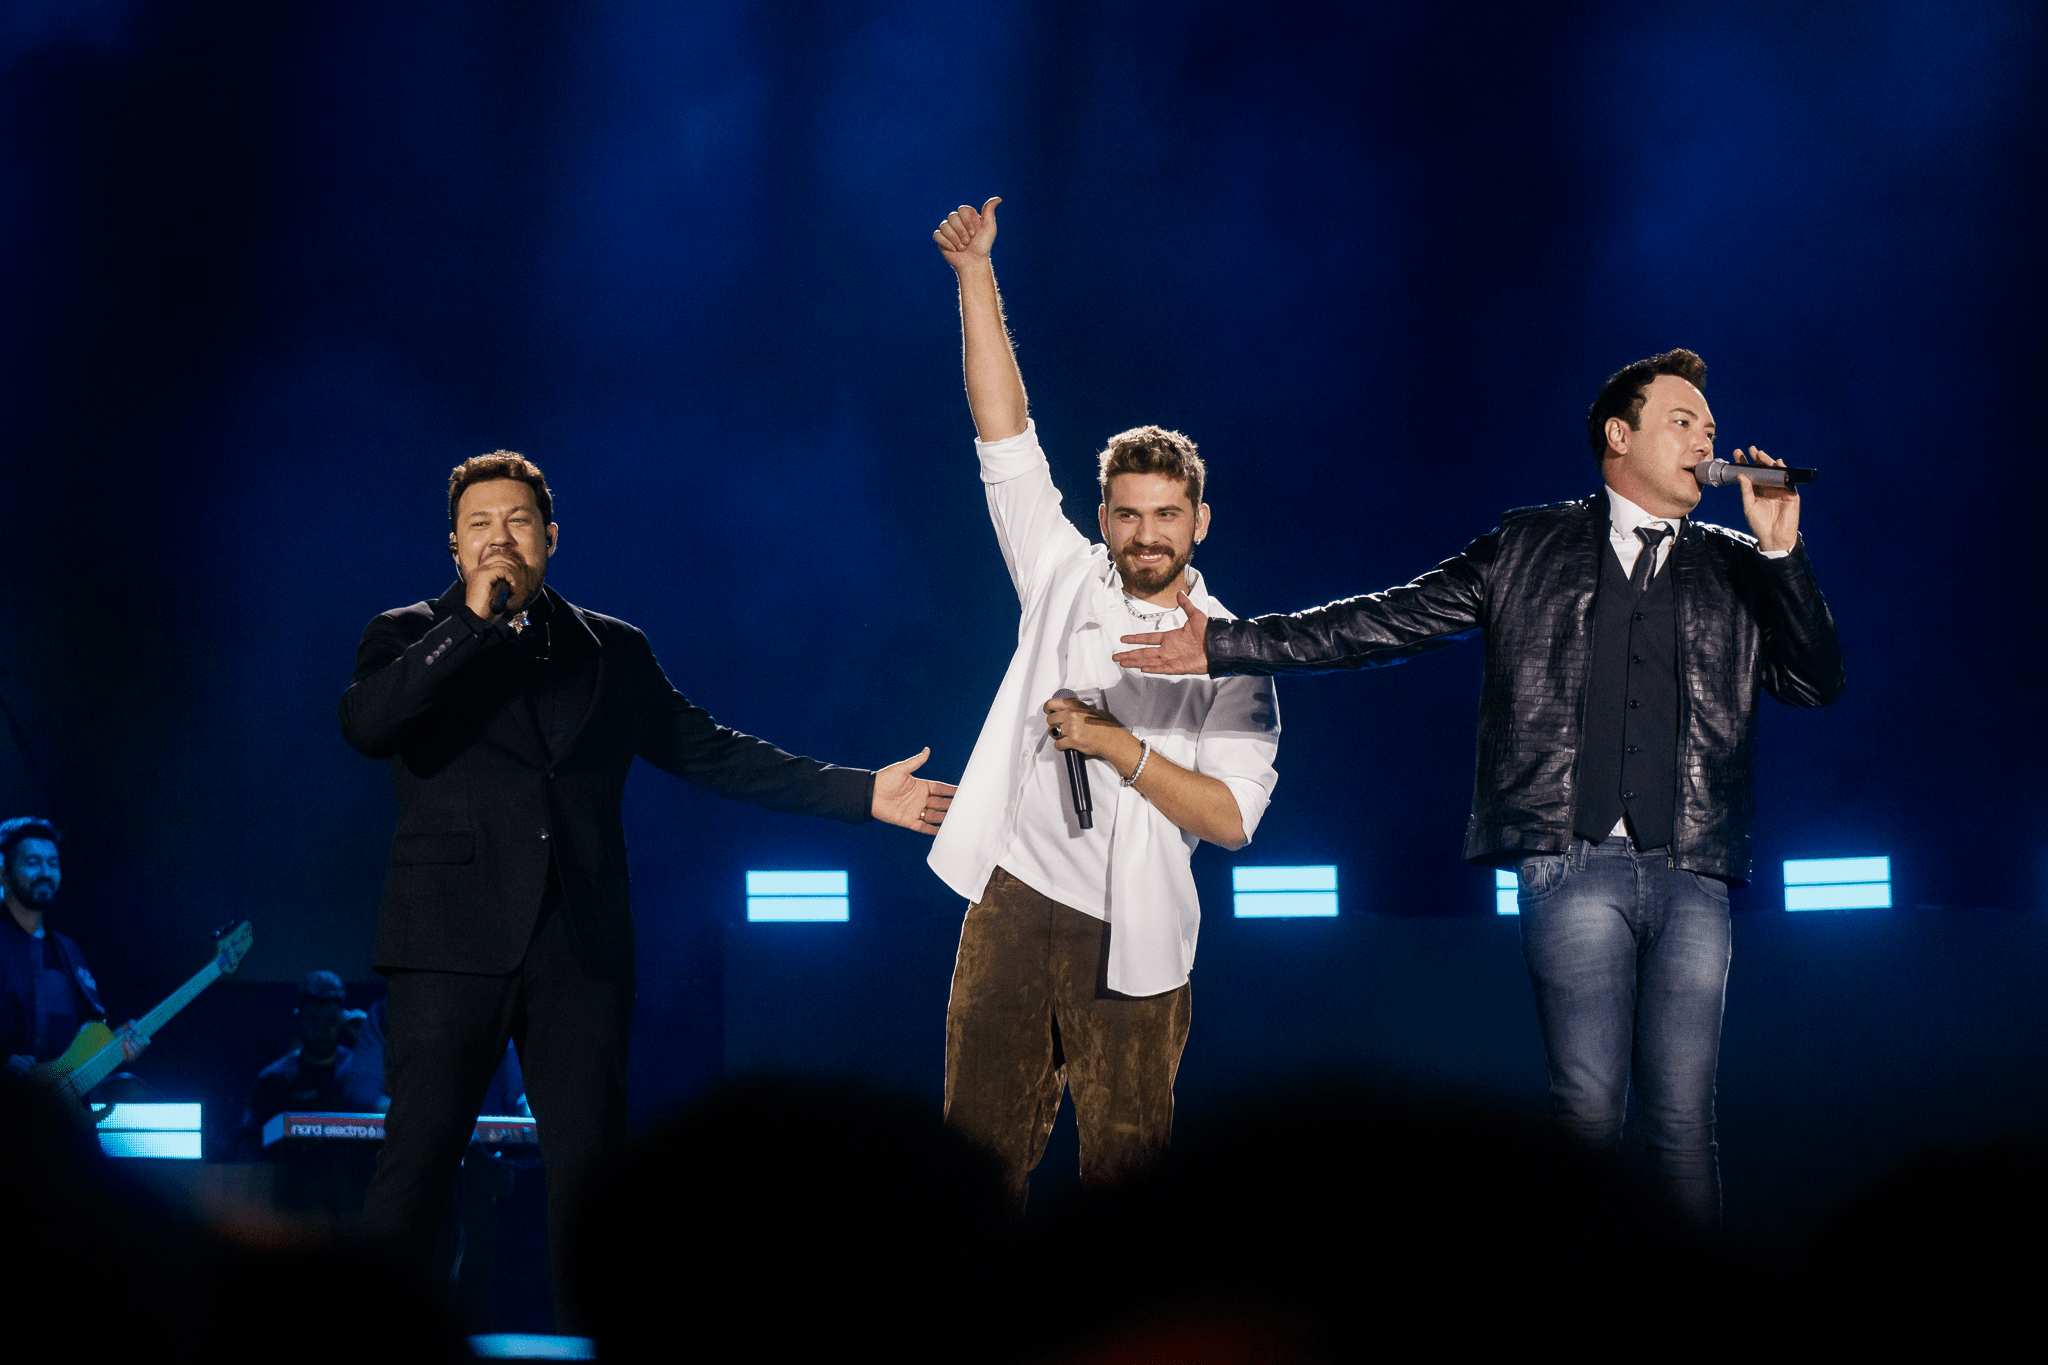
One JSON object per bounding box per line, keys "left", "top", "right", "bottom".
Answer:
{"left": 934, "top": 198, "right": 1026, "bottom": 442}
{"left": 1114, "top": 537, "right": 1497, "bottom": 677}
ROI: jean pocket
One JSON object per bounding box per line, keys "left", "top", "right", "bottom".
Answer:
{"left": 1688, "top": 870, "right": 1731, "bottom": 903}
{"left": 1516, "top": 854, "right": 1571, "bottom": 903}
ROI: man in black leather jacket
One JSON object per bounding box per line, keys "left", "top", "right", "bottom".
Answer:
{"left": 1114, "top": 350, "right": 1843, "bottom": 1226}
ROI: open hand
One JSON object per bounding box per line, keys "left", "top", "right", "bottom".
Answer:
{"left": 933, "top": 198, "right": 1000, "bottom": 271}
{"left": 1111, "top": 591, "right": 1210, "bottom": 675}
{"left": 1733, "top": 445, "right": 1800, "bottom": 553}
{"left": 872, "top": 748, "right": 957, "bottom": 835}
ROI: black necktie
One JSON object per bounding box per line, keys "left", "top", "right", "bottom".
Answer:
{"left": 1631, "top": 524, "right": 1672, "bottom": 595}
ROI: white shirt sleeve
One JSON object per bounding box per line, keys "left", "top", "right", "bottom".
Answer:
{"left": 977, "top": 420, "right": 1091, "bottom": 603}
{"left": 1192, "top": 674, "right": 1282, "bottom": 844}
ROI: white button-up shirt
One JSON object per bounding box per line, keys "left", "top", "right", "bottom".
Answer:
{"left": 929, "top": 421, "right": 1281, "bottom": 997}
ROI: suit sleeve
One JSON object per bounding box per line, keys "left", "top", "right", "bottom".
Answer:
{"left": 1747, "top": 539, "right": 1846, "bottom": 707}
{"left": 1204, "top": 531, "right": 1497, "bottom": 676}
{"left": 337, "top": 607, "right": 505, "bottom": 759}
{"left": 631, "top": 640, "right": 874, "bottom": 823}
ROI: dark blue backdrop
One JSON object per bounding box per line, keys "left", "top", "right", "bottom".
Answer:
{"left": 2, "top": 3, "right": 2040, "bottom": 1129}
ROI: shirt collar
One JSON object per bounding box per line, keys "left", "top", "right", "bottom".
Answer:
{"left": 1603, "top": 485, "right": 1682, "bottom": 540}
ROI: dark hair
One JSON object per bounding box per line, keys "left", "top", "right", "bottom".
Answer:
{"left": 297, "top": 970, "right": 347, "bottom": 1008}
{"left": 448, "top": 451, "right": 554, "bottom": 527}
{"left": 1097, "top": 425, "right": 1206, "bottom": 507}
{"left": 1586, "top": 349, "right": 1708, "bottom": 461}
{"left": 0, "top": 817, "right": 60, "bottom": 864}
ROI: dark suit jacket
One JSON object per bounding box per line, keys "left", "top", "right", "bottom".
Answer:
{"left": 340, "top": 583, "right": 874, "bottom": 980}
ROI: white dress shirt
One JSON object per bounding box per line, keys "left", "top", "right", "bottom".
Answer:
{"left": 929, "top": 421, "right": 1280, "bottom": 997}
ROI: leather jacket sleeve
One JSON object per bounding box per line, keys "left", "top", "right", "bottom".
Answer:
{"left": 1205, "top": 531, "right": 1497, "bottom": 675}
{"left": 1746, "top": 539, "right": 1846, "bottom": 707}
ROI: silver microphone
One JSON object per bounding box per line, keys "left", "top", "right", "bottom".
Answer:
{"left": 1694, "top": 459, "right": 1816, "bottom": 489}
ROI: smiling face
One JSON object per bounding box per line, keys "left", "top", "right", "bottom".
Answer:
{"left": 3, "top": 838, "right": 60, "bottom": 914}
{"left": 1098, "top": 472, "right": 1211, "bottom": 602}
{"left": 450, "top": 478, "right": 555, "bottom": 611}
{"left": 1601, "top": 373, "right": 1715, "bottom": 518}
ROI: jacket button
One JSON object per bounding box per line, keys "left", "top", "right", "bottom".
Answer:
{"left": 1622, "top": 791, "right": 1635, "bottom": 800}
{"left": 539, "top": 830, "right": 550, "bottom": 841}
{"left": 1628, "top": 699, "right": 1642, "bottom": 708}
{"left": 1627, "top": 745, "right": 1641, "bottom": 754}
{"left": 1632, "top": 611, "right": 1645, "bottom": 621}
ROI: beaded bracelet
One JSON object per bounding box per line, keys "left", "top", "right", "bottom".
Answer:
{"left": 1122, "top": 738, "right": 1153, "bottom": 787}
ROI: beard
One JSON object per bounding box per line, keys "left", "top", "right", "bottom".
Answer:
{"left": 1112, "top": 540, "right": 1193, "bottom": 598}
{"left": 5, "top": 874, "right": 55, "bottom": 907}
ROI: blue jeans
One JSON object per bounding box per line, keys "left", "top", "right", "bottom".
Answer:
{"left": 1517, "top": 837, "right": 1731, "bottom": 1228}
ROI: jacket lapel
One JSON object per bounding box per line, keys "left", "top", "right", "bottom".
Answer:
{"left": 431, "top": 581, "right": 553, "bottom": 767}
{"left": 549, "top": 588, "right": 607, "bottom": 763}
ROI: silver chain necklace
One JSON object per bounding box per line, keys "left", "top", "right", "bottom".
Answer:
{"left": 1123, "top": 593, "right": 1178, "bottom": 624}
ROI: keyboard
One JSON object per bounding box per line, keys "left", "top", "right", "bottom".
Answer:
{"left": 260, "top": 1111, "right": 538, "bottom": 1147}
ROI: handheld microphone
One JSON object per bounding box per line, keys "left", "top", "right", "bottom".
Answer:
{"left": 1065, "top": 749, "right": 1094, "bottom": 830}
{"left": 490, "top": 579, "right": 513, "bottom": 617}
{"left": 1052, "top": 689, "right": 1095, "bottom": 830}
{"left": 1694, "top": 459, "right": 1817, "bottom": 489}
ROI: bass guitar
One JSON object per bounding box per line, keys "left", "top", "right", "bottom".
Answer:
{"left": 30, "top": 919, "right": 254, "bottom": 1107}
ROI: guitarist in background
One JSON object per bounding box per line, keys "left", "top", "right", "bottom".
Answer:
{"left": 0, "top": 817, "right": 145, "bottom": 1077}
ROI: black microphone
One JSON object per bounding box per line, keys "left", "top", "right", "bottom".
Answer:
{"left": 490, "top": 579, "right": 513, "bottom": 617}
{"left": 1694, "top": 459, "right": 1817, "bottom": 489}
{"left": 1065, "top": 749, "right": 1094, "bottom": 830}
{"left": 1053, "top": 689, "right": 1094, "bottom": 830}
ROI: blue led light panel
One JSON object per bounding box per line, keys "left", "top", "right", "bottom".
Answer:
{"left": 1233, "top": 865, "right": 1338, "bottom": 917}
{"left": 1783, "top": 856, "right": 1892, "bottom": 912}
{"left": 1495, "top": 868, "right": 1519, "bottom": 916}
{"left": 1783, "top": 857, "right": 1890, "bottom": 885}
{"left": 746, "top": 870, "right": 850, "bottom": 922}
{"left": 96, "top": 1102, "right": 202, "bottom": 1159}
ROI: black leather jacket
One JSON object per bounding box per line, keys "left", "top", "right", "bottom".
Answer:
{"left": 1206, "top": 495, "right": 1845, "bottom": 884}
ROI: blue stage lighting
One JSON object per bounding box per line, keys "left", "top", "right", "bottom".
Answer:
{"left": 1496, "top": 868, "right": 1519, "bottom": 916}
{"left": 746, "top": 870, "right": 849, "bottom": 922}
{"left": 467, "top": 1336, "right": 596, "bottom": 1361}
{"left": 1233, "top": 865, "right": 1338, "bottom": 917}
{"left": 1783, "top": 856, "right": 1892, "bottom": 911}
{"left": 96, "top": 1102, "right": 201, "bottom": 1159}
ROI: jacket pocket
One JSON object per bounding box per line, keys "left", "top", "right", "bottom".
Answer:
{"left": 392, "top": 832, "right": 475, "bottom": 866}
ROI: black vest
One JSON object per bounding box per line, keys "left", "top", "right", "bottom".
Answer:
{"left": 1573, "top": 530, "right": 1680, "bottom": 847}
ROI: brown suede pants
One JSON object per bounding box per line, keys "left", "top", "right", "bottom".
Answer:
{"left": 943, "top": 866, "right": 1193, "bottom": 1212}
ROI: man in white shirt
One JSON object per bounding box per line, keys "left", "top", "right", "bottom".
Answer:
{"left": 928, "top": 198, "right": 1280, "bottom": 1210}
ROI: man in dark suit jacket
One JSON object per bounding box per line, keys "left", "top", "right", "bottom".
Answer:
{"left": 341, "top": 452, "right": 954, "bottom": 1323}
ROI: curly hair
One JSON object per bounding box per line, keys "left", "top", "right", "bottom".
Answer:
{"left": 1587, "top": 349, "right": 1708, "bottom": 462}
{"left": 1097, "top": 425, "right": 1206, "bottom": 507}
{"left": 447, "top": 451, "right": 554, "bottom": 526}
